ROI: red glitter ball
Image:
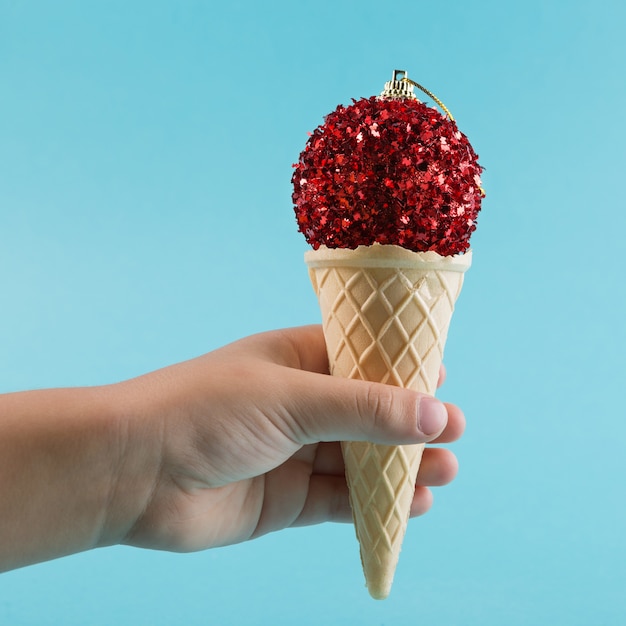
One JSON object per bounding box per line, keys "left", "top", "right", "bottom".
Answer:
{"left": 292, "top": 96, "right": 483, "bottom": 255}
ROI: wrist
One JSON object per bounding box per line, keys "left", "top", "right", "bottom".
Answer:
{"left": 96, "top": 379, "right": 165, "bottom": 549}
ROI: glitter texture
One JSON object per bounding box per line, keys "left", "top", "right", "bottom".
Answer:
{"left": 292, "top": 96, "right": 483, "bottom": 256}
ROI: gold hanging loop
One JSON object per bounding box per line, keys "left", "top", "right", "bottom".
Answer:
{"left": 401, "top": 77, "right": 455, "bottom": 122}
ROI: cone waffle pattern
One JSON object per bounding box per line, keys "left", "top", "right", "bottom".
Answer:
{"left": 306, "top": 245, "right": 470, "bottom": 599}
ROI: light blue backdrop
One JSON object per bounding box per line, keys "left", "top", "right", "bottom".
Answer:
{"left": 1, "top": 1, "right": 625, "bottom": 624}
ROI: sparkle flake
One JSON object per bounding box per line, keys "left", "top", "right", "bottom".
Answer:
{"left": 292, "top": 96, "right": 483, "bottom": 256}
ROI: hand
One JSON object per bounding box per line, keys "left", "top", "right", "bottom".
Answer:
{"left": 116, "top": 325, "right": 465, "bottom": 553}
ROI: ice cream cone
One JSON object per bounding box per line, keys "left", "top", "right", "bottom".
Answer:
{"left": 305, "top": 243, "right": 471, "bottom": 599}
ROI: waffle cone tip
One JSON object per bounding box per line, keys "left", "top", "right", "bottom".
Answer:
{"left": 368, "top": 579, "right": 392, "bottom": 600}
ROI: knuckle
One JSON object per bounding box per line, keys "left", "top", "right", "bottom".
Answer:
{"left": 359, "top": 383, "right": 399, "bottom": 435}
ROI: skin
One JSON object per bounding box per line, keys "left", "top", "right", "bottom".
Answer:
{"left": 0, "top": 325, "right": 464, "bottom": 572}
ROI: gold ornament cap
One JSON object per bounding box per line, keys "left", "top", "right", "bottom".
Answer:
{"left": 380, "top": 69, "right": 417, "bottom": 99}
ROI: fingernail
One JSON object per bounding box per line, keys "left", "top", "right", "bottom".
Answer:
{"left": 418, "top": 397, "right": 447, "bottom": 436}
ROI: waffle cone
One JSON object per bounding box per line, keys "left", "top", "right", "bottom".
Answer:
{"left": 305, "top": 244, "right": 471, "bottom": 599}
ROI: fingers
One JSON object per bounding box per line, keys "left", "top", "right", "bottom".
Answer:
{"left": 282, "top": 371, "right": 449, "bottom": 446}
{"left": 429, "top": 403, "right": 465, "bottom": 444}
{"left": 293, "top": 450, "right": 456, "bottom": 526}
{"left": 240, "top": 326, "right": 460, "bottom": 448}
{"left": 249, "top": 326, "right": 461, "bottom": 447}
{"left": 312, "top": 443, "right": 459, "bottom": 487}
{"left": 410, "top": 486, "right": 434, "bottom": 517}
{"left": 416, "top": 448, "right": 459, "bottom": 486}
{"left": 292, "top": 477, "right": 433, "bottom": 526}
{"left": 291, "top": 474, "right": 351, "bottom": 527}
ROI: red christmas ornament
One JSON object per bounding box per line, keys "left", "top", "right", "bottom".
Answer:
{"left": 292, "top": 71, "right": 483, "bottom": 256}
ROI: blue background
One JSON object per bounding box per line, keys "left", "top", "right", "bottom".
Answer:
{"left": 1, "top": 1, "right": 625, "bottom": 624}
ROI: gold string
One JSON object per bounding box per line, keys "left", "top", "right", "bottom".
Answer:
{"left": 402, "top": 77, "right": 454, "bottom": 122}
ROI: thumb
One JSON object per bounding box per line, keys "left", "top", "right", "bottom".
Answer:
{"left": 283, "top": 370, "right": 449, "bottom": 446}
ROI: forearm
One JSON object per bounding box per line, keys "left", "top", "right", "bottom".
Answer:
{"left": 0, "top": 384, "right": 160, "bottom": 572}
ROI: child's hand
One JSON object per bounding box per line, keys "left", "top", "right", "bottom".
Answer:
{"left": 118, "top": 325, "right": 464, "bottom": 552}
